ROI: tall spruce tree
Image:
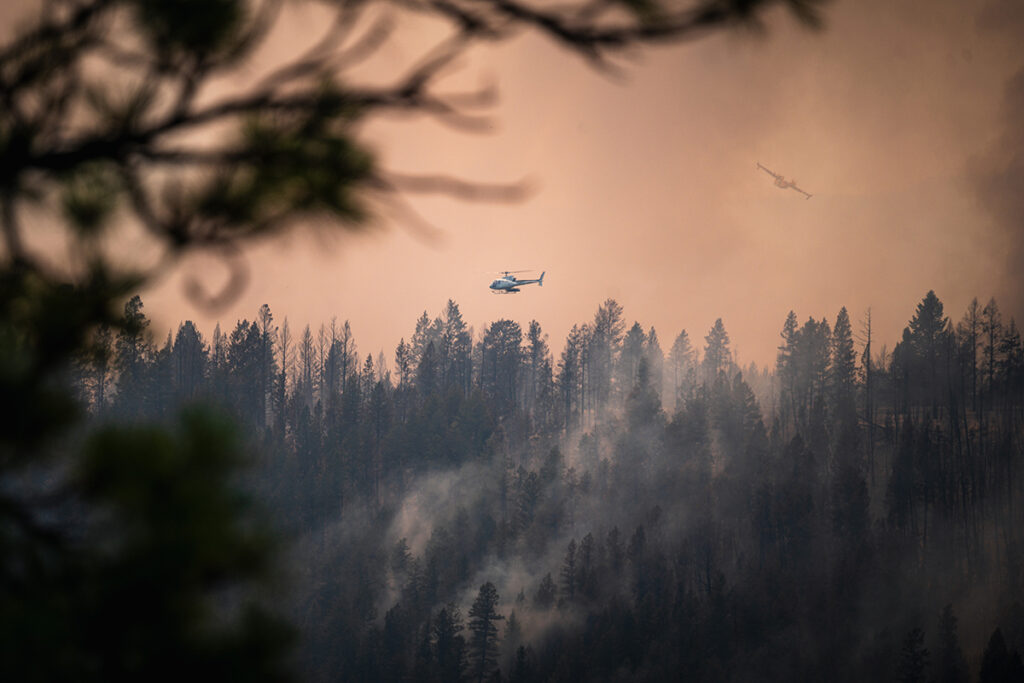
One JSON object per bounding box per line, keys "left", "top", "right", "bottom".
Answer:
{"left": 908, "top": 290, "right": 949, "bottom": 415}
{"left": 669, "top": 328, "right": 697, "bottom": 411}
{"left": 934, "top": 605, "right": 969, "bottom": 683}
{"left": 468, "top": 582, "right": 504, "bottom": 683}
{"left": 702, "top": 318, "right": 732, "bottom": 383}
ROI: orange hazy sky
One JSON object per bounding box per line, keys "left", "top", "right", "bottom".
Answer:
{"left": 11, "top": 0, "right": 1024, "bottom": 368}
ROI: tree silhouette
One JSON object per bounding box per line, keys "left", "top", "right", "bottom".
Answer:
{"left": 934, "top": 605, "right": 969, "bottom": 683}
{"left": 702, "top": 318, "right": 732, "bottom": 382}
{"left": 468, "top": 582, "right": 504, "bottom": 683}
{"left": 980, "top": 628, "right": 1024, "bottom": 683}
{"left": 897, "top": 627, "right": 929, "bottom": 683}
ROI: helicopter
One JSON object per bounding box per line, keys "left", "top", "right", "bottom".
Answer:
{"left": 757, "top": 162, "right": 812, "bottom": 199}
{"left": 489, "top": 270, "right": 545, "bottom": 294}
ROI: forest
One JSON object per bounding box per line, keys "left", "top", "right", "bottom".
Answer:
{"left": 66, "top": 290, "right": 1024, "bottom": 682}
{"left": 5, "top": 0, "right": 1023, "bottom": 680}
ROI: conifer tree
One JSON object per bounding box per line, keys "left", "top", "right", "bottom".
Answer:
{"left": 908, "top": 291, "right": 949, "bottom": 415}
{"left": 702, "top": 318, "right": 732, "bottom": 383}
{"left": 980, "top": 627, "right": 1024, "bottom": 683}
{"left": 534, "top": 573, "right": 557, "bottom": 610}
{"left": 620, "top": 322, "right": 647, "bottom": 389}
{"left": 645, "top": 326, "right": 665, "bottom": 404}
{"left": 558, "top": 324, "right": 588, "bottom": 430}
{"left": 481, "top": 320, "right": 523, "bottom": 415}
{"left": 560, "top": 538, "right": 578, "bottom": 604}
{"left": 897, "top": 627, "right": 929, "bottom": 683}
{"left": 590, "top": 299, "right": 626, "bottom": 413}
{"left": 669, "top": 328, "right": 697, "bottom": 410}
{"left": 113, "top": 295, "right": 155, "bottom": 418}
{"left": 525, "top": 320, "right": 552, "bottom": 422}
{"left": 433, "top": 604, "right": 468, "bottom": 683}
{"left": 468, "top": 582, "right": 503, "bottom": 683}
{"left": 981, "top": 299, "right": 1003, "bottom": 404}
{"left": 958, "top": 299, "right": 982, "bottom": 412}
{"left": 777, "top": 310, "right": 799, "bottom": 433}
{"left": 934, "top": 605, "right": 969, "bottom": 683}
{"left": 830, "top": 306, "right": 858, "bottom": 419}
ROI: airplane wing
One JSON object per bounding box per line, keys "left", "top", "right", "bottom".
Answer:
{"left": 792, "top": 185, "right": 812, "bottom": 199}
{"left": 756, "top": 162, "right": 781, "bottom": 179}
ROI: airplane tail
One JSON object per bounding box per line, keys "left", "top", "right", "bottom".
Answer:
{"left": 539, "top": 271, "right": 545, "bottom": 286}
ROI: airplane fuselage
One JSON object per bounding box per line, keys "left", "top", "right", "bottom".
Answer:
{"left": 758, "top": 162, "right": 811, "bottom": 198}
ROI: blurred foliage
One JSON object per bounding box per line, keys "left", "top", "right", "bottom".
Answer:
{"left": 0, "top": 264, "right": 133, "bottom": 452}
{"left": 127, "top": 0, "right": 248, "bottom": 62}
{"left": 60, "top": 161, "right": 121, "bottom": 235}
{"left": 1, "top": 410, "right": 293, "bottom": 682}
{"left": 195, "top": 107, "right": 373, "bottom": 233}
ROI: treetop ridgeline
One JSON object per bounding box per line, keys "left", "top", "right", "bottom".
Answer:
{"left": 62, "top": 289, "right": 1024, "bottom": 681}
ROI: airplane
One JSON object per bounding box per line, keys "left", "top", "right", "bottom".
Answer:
{"left": 489, "top": 270, "right": 545, "bottom": 294}
{"left": 757, "top": 162, "right": 812, "bottom": 199}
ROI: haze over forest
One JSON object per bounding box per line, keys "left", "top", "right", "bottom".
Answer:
{"left": 3, "top": 0, "right": 1024, "bottom": 681}
{"left": 68, "top": 289, "right": 1024, "bottom": 682}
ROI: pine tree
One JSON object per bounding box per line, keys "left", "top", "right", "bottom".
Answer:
{"left": 958, "top": 299, "right": 982, "bottom": 413}
{"left": 702, "top": 318, "right": 732, "bottom": 383}
{"left": 171, "top": 321, "right": 206, "bottom": 404}
{"left": 576, "top": 532, "right": 597, "bottom": 601}
{"left": 257, "top": 304, "right": 277, "bottom": 428}
{"left": 560, "top": 539, "right": 578, "bottom": 604}
{"left": 395, "top": 338, "right": 413, "bottom": 389}
{"left": 645, "top": 326, "right": 665, "bottom": 405}
{"left": 412, "top": 311, "right": 442, "bottom": 369}
{"left": 502, "top": 610, "right": 523, "bottom": 676}
{"left": 558, "top": 324, "right": 588, "bottom": 431}
{"left": 113, "top": 295, "right": 155, "bottom": 419}
{"left": 620, "top": 322, "right": 647, "bottom": 389}
{"left": 934, "top": 605, "right": 969, "bottom": 683}
{"left": 590, "top": 299, "right": 625, "bottom": 414}
{"left": 860, "top": 308, "right": 877, "bottom": 482}
{"left": 525, "top": 320, "right": 552, "bottom": 423}
{"left": 442, "top": 300, "right": 472, "bottom": 393}
{"left": 468, "top": 582, "right": 503, "bottom": 683}
{"left": 481, "top": 320, "right": 523, "bottom": 415}
{"left": 980, "top": 627, "right": 1024, "bottom": 683}
{"left": 908, "top": 290, "right": 949, "bottom": 415}
{"left": 669, "top": 328, "right": 697, "bottom": 411}
{"left": 509, "top": 645, "right": 533, "bottom": 683}
{"left": 275, "top": 318, "right": 292, "bottom": 433}
{"left": 998, "top": 319, "right": 1023, "bottom": 400}
{"left": 981, "top": 299, "right": 1002, "bottom": 405}
{"left": 433, "top": 604, "right": 468, "bottom": 683}
{"left": 776, "top": 310, "right": 799, "bottom": 434}
{"left": 534, "top": 573, "right": 557, "bottom": 610}
{"left": 86, "top": 324, "right": 114, "bottom": 413}
{"left": 417, "top": 341, "right": 439, "bottom": 397}
{"left": 830, "top": 306, "right": 857, "bottom": 419}
{"left": 297, "top": 325, "right": 315, "bottom": 410}
{"left": 897, "top": 627, "right": 929, "bottom": 683}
